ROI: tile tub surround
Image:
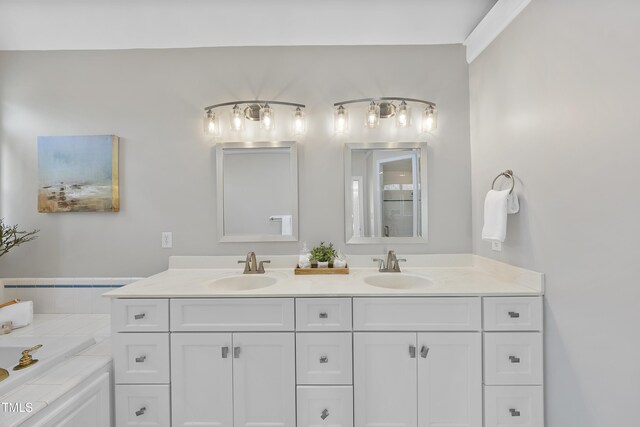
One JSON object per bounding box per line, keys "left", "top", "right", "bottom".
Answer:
{"left": 0, "top": 314, "right": 111, "bottom": 426}
{"left": 1, "top": 278, "right": 141, "bottom": 314}
{"left": 104, "top": 254, "right": 544, "bottom": 298}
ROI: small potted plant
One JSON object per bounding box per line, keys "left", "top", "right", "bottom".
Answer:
{"left": 309, "top": 242, "right": 337, "bottom": 268}
{"left": 0, "top": 219, "right": 38, "bottom": 258}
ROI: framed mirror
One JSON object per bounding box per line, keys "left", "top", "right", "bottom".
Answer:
{"left": 344, "top": 142, "right": 427, "bottom": 244}
{"left": 216, "top": 142, "right": 298, "bottom": 242}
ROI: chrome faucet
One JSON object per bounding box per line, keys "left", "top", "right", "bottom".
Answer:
{"left": 238, "top": 252, "right": 271, "bottom": 274}
{"left": 373, "top": 250, "right": 407, "bottom": 272}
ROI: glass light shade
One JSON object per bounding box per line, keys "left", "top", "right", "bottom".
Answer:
{"left": 365, "top": 102, "right": 380, "bottom": 128}
{"left": 292, "top": 107, "right": 306, "bottom": 136}
{"left": 395, "top": 101, "right": 411, "bottom": 128}
{"left": 203, "top": 111, "right": 221, "bottom": 137}
{"left": 334, "top": 105, "right": 350, "bottom": 134}
{"left": 421, "top": 106, "right": 437, "bottom": 133}
{"left": 260, "top": 104, "right": 275, "bottom": 131}
{"left": 230, "top": 105, "right": 244, "bottom": 132}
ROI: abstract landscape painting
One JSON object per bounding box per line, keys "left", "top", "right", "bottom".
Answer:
{"left": 37, "top": 135, "right": 119, "bottom": 212}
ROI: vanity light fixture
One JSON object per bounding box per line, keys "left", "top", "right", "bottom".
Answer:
{"left": 204, "top": 110, "right": 222, "bottom": 137}
{"left": 292, "top": 107, "right": 306, "bottom": 136}
{"left": 421, "top": 105, "right": 437, "bottom": 132}
{"left": 333, "top": 97, "right": 437, "bottom": 134}
{"left": 203, "top": 100, "right": 306, "bottom": 138}
{"left": 334, "top": 105, "right": 350, "bottom": 134}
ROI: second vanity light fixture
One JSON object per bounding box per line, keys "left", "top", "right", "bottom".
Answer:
{"left": 203, "top": 100, "right": 307, "bottom": 138}
{"left": 333, "top": 97, "right": 437, "bottom": 135}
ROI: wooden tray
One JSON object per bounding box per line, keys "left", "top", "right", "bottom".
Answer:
{"left": 294, "top": 265, "right": 349, "bottom": 275}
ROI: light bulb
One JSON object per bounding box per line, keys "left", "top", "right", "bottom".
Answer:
{"left": 334, "top": 105, "right": 349, "bottom": 134}
{"left": 421, "top": 105, "right": 437, "bottom": 133}
{"left": 292, "top": 107, "right": 306, "bottom": 136}
{"left": 365, "top": 101, "right": 380, "bottom": 128}
{"left": 260, "top": 104, "right": 275, "bottom": 131}
{"left": 203, "top": 110, "right": 221, "bottom": 137}
{"left": 396, "top": 101, "right": 411, "bottom": 128}
{"left": 230, "top": 105, "right": 244, "bottom": 132}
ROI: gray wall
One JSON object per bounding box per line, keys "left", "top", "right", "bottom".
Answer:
{"left": 469, "top": 0, "right": 640, "bottom": 425}
{"left": 0, "top": 45, "right": 472, "bottom": 277}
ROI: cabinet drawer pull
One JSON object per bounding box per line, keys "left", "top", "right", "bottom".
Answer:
{"left": 135, "top": 355, "right": 146, "bottom": 363}
{"left": 409, "top": 345, "right": 416, "bottom": 358}
{"left": 509, "top": 408, "right": 521, "bottom": 417}
{"left": 135, "top": 407, "right": 146, "bottom": 417}
{"left": 233, "top": 347, "right": 241, "bottom": 358}
{"left": 321, "top": 409, "right": 329, "bottom": 420}
{"left": 420, "top": 346, "right": 429, "bottom": 358}
{"left": 221, "top": 346, "right": 229, "bottom": 358}
{"left": 134, "top": 313, "right": 146, "bottom": 320}
{"left": 509, "top": 355, "right": 521, "bottom": 363}
{"left": 319, "top": 355, "right": 329, "bottom": 364}
{"left": 319, "top": 312, "right": 328, "bottom": 319}
{"left": 508, "top": 311, "right": 520, "bottom": 318}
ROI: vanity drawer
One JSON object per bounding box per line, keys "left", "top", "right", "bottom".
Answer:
{"left": 296, "top": 332, "right": 353, "bottom": 385}
{"left": 170, "top": 298, "right": 294, "bottom": 331}
{"left": 484, "top": 385, "right": 543, "bottom": 427}
{"left": 297, "top": 386, "right": 354, "bottom": 427}
{"left": 296, "top": 298, "right": 352, "bottom": 331}
{"left": 114, "top": 333, "right": 170, "bottom": 384}
{"left": 112, "top": 299, "right": 169, "bottom": 332}
{"left": 484, "top": 333, "right": 543, "bottom": 385}
{"left": 115, "top": 384, "right": 171, "bottom": 427}
{"left": 353, "top": 297, "right": 481, "bottom": 331}
{"left": 483, "top": 297, "right": 542, "bottom": 331}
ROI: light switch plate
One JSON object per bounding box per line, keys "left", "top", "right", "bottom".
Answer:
{"left": 162, "top": 232, "right": 172, "bottom": 248}
{"left": 491, "top": 241, "right": 502, "bottom": 251}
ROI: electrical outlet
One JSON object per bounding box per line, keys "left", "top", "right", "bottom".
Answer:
{"left": 162, "top": 232, "right": 173, "bottom": 248}
{"left": 491, "top": 241, "right": 502, "bottom": 252}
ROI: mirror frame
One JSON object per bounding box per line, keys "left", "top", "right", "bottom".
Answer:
{"left": 216, "top": 141, "right": 299, "bottom": 242}
{"left": 344, "top": 142, "right": 428, "bottom": 244}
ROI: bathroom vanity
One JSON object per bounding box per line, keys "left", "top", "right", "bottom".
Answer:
{"left": 106, "top": 255, "right": 544, "bottom": 427}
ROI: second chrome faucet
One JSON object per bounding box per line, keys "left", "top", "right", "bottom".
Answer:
{"left": 238, "top": 252, "right": 271, "bottom": 274}
{"left": 373, "top": 250, "right": 406, "bottom": 272}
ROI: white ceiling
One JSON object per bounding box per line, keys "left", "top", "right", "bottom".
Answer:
{"left": 0, "top": 0, "right": 497, "bottom": 51}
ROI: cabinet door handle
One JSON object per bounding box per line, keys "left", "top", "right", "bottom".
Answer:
{"left": 135, "top": 407, "right": 146, "bottom": 417}
{"left": 319, "top": 312, "right": 328, "bottom": 319}
{"left": 134, "top": 313, "right": 146, "bottom": 320}
{"left": 233, "top": 347, "right": 241, "bottom": 358}
{"left": 221, "top": 346, "right": 229, "bottom": 358}
{"left": 509, "top": 408, "right": 521, "bottom": 417}
{"left": 319, "top": 355, "right": 329, "bottom": 364}
{"left": 409, "top": 345, "right": 416, "bottom": 358}
{"left": 509, "top": 355, "right": 520, "bottom": 363}
{"left": 420, "top": 346, "right": 429, "bottom": 358}
{"left": 508, "top": 311, "right": 520, "bottom": 318}
{"left": 321, "top": 409, "right": 329, "bottom": 420}
{"left": 135, "top": 355, "right": 146, "bottom": 363}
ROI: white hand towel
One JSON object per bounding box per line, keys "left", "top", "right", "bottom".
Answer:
{"left": 0, "top": 301, "right": 33, "bottom": 328}
{"left": 482, "top": 189, "right": 517, "bottom": 242}
{"left": 270, "top": 215, "right": 293, "bottom": 236}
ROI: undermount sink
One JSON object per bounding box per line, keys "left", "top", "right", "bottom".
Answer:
{"left": 364, "top": 274, "right": 434, "bottom": 290}
{"left": 210, "top": 275, "right": 278, "bottom": 291}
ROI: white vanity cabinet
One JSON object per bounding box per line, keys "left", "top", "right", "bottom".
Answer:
{"left": 112, "top": 295, "right": 543, "bottom": 427}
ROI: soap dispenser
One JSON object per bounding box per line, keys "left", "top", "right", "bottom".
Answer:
{"left": 299, "top": 242, "right": 311, "bottom": 268}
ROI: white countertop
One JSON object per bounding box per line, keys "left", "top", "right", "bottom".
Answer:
{"left": 104, "top": 254, "right": 544, "bottom": 298}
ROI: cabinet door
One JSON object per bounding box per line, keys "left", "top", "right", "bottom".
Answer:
{"left": 233, "top": 333, "right": 296, "bottom": 427}
{"left": 171, "top": 333, "right": 233, "bottom": 427}
{"left": 354, "top": 332, "right": 417, "bottom": 427}
{"left": 417, "top": 333, "right": 481, "bottom": 427}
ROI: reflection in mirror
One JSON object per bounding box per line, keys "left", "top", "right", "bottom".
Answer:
{"left": 216, "top": 142, "right": 298, "bottom": 242}
{"left": 345, "top": 143, "right": 427, "bottom": 244}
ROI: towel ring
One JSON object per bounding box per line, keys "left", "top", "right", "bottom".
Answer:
{"left": 491, "top": 170, "right": 515, "bottom": 194}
